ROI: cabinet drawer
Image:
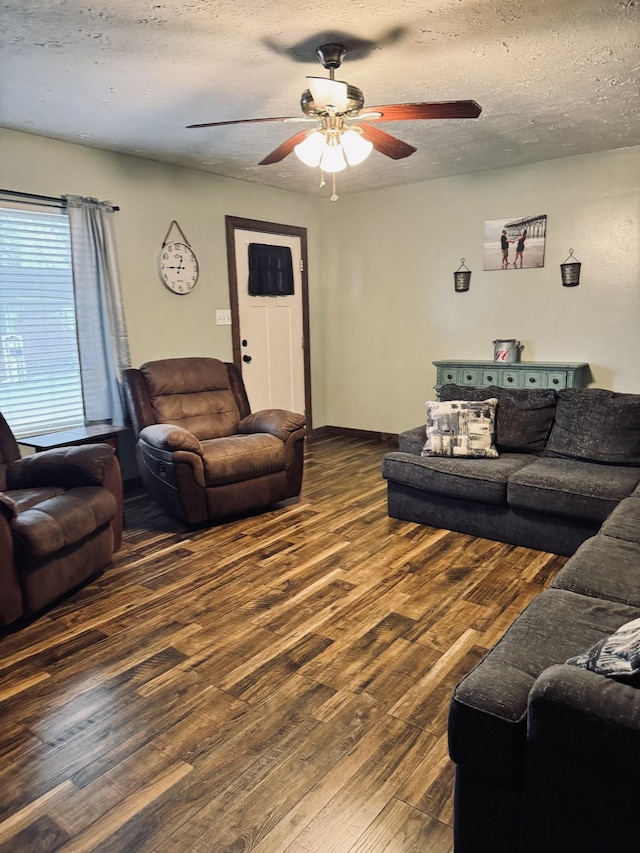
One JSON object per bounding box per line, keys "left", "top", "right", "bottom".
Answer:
{"left": 482, "top": 368, "right": 500, "bottom": 386}
{"left": 459, "top": 368, "right": 481, "bottom": 386}
{"left": 439, "top": 367, "right": 460, "bottom": 385}
{"left": 548, "top": 372, "right": 567, "bottom": 389}
{"left": 523, "top": 371, "right": 544, "bottom": 388}
{"left": 500, "top": 370, "right": 522, "bottom": 388}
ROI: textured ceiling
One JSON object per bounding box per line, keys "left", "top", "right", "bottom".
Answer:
{"left": 1, "top": 0, "right": 639, "bottom": 198}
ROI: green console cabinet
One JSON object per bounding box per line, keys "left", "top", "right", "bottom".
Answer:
{"left": 433, "top": 360, "right": 590, "bottom": 394}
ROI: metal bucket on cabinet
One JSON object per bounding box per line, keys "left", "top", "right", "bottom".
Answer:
{"left": 493, "top": 339, "right": 522, "bottom": 363}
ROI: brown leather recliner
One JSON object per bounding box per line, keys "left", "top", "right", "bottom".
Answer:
{"left": 0, "top": 413, "right": 123, "bottom": 627}
{"left": 122, "top": 357, "right": 306, "bottom": 525}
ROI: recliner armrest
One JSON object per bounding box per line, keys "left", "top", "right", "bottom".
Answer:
{"left": 0, "top": 491, "right": 17, "bottom": 522}
{"left": 238, "top": 409, "right": 306, "bottom": 442}
{"left": 6, "top": 443, "right": 117, "bottom": 489}
{"left": 139, "top": 424, "right": 203, "bottom": 454}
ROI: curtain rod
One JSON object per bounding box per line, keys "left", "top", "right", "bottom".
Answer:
{"left": 0, "top": 188, "right": 120, "bottom": 211}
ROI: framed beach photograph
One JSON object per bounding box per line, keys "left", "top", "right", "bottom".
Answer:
{"left": 483, "top": 214, "right": 547, "bottom": 271}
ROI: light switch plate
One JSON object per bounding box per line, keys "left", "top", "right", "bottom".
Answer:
{"left": 215, "top": 309, "right": 232, "bottom": 326}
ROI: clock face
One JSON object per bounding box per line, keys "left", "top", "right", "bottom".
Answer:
{"left": 158, "top": 241, "right": 199, "bottom": 294}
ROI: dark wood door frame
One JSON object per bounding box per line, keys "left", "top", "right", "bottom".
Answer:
{"left": 225, "top": 215, "right": 312, "bottom": 432}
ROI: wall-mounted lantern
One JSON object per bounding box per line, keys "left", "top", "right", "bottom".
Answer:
{"left": 560, "top": 249, "right": 581, "bottom": 287}
{"left": 454, "top": 258, "right": 471, "bottom": 292}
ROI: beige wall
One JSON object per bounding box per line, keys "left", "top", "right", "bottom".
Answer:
{"left": 0, "top": 128, "right": 327, "bottom": 425}
{"left": 320, "top": 146, "right": 640, "bottom": 433}
{"left": 2, "top": 129, "right": 639, "bottom": 439}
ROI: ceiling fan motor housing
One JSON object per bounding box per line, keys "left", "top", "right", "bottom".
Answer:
{"left": 315, "top": 43, "right": 346, "bottom": 70}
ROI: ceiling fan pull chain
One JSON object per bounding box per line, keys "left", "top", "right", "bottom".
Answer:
{"left": 319, "top": 169, "right": 326, "bottom": 188}
{"left": 330, "top": 172, "right": 339, "bottom": 202}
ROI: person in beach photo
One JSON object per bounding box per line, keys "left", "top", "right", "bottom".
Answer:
{"left": 500, "top": 229, "right": 510, "bottom": 268}
{"left": 514, "top": 227, "right": 527, "bottom": 268}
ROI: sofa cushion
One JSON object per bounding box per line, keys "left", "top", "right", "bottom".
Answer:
{"left": 567, "top": 615, "right": 640, "bottom": 682}
{"left": 12, "top": 486, "right": 117, "bottom": 564}
{"left": 544, "top": 388, "right": 640, "bottom": 465}
{"left": 507, "top": 457, "right": 640, "bottom": 523}
{"left": 201, "top": 433, "right": 286, "bottom": 486}
{"left": 551, "top": 534, "right": 640, "bottom": 607}
{"left": 382, "top": 451, "right": 534, "bottom": 505}
{"left": 422, "top": 398, "right": 498, "bottom": 458}
{"left": 599, "top": 495, "right": 640, "bottom": 544}
{"left": 439, "top": 384, "right": 556, "bottom": 453}
{"left": 448, "top": 589, "right": 640, "bottom": 785}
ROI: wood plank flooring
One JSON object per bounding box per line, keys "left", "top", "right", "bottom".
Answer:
{"left": 0, "top": 435, "right": 567, "bottom": 852}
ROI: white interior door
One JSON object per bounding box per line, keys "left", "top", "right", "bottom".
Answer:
{"left": 234, "top": 230, "right": 305, "bottom": 414}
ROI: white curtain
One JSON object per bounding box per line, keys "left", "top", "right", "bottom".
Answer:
{"left": 65, "top": 195, "right": 131, "bottom": 425}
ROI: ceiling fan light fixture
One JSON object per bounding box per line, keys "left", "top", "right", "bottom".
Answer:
{"left": 340, "top": 129, "right": 374, "bottom": 165}
{"left": 319, "top": 140, "right": 347, "bottom": 173}
{"left": 294, "top": 130, "right": 326, "bottom": 167}
{"left": 305, "top": 77, "right": 349, "bottom": 113}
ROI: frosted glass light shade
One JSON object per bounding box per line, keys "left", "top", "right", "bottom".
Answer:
{"left": 306, "top": 77, "right": 349, "bottom": 113}
{"left": 319, "top": 143, "right": 347, "bottom": 173}
{"left": 340, "top": 129, "right": 374, "bottom": 165}
{"left": 294, "top": 131, "right": 326, "bottom": 167}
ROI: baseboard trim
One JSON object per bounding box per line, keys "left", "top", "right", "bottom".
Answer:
{"left": 309, "top": 425, "right": 399, "bottom": 445}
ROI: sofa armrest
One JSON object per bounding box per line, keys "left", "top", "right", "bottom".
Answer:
{"left": 520, "top": 663, "right": 640, "bottom": 851}
{"left": 529, "top": 663, "right": 640, "bottom": 741}
{"left": 6, "top": 443, "right": 117, "bottom": 489}
{"left": 398, "top": 425, "right": 426, "bottom": 455}
{"left": 238, "top": 409, "right": 306, "bottom": 442}
{"left": 139, "top": 424, "right": 203, "bottom": 454}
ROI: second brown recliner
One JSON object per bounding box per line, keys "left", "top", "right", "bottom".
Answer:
{"left": 1, "top": 412, "right": 122, "bottom": 628}
{"left": 122, "top": 357, "right": 306, "bottom": 525}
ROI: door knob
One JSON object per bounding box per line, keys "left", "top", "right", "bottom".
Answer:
{"left": 242, "top": 354, "right": 252, "bottom": 363}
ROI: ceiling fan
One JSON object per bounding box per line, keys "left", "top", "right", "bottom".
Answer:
{"left": 187, "top": 43, "right": 481, "bottom": 186}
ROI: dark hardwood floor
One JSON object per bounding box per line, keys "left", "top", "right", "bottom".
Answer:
{"left": 0, "top": 435, "right": 566, "bottom": 852}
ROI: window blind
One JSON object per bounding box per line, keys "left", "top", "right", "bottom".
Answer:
{"left": 0, "top": 206, "right": 84, "bottom": 438}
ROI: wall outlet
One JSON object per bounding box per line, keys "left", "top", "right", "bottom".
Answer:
{"left": 215, "top": 309, "right": 232, "bottom": 326}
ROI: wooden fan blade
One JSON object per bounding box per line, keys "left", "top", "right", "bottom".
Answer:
{"left": 357, "top": 124, "right": 416, "bottom": 160}
{"left": 258, "top": 129, "right": 311, "bottom": 165}
{"left": 363, "top": 100, "right": 482, "bottom": 122}
{"left": 186, "top": 116, "right": 299, "bottom": 129}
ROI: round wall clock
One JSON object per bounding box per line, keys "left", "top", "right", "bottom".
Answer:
{"left": 157, "top": 240, "right": 199, "bottom": 295}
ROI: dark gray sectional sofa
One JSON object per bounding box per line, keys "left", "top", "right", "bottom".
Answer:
{"left": 382, "top": 386, "right": 640, "bottom": 557}
{"left": 381, "top": 386, "right": 640, "bottom": 852}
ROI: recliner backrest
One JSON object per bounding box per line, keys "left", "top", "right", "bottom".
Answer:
{"left": 139, "top": 357, "right": 241, "bottom": 440}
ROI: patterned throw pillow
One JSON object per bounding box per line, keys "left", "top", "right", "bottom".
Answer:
{"left": 422, "top": 398, "right": 499, "bottom": 458}
{"left": 567, "top": 616, "right": 640, "bottom": 681}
